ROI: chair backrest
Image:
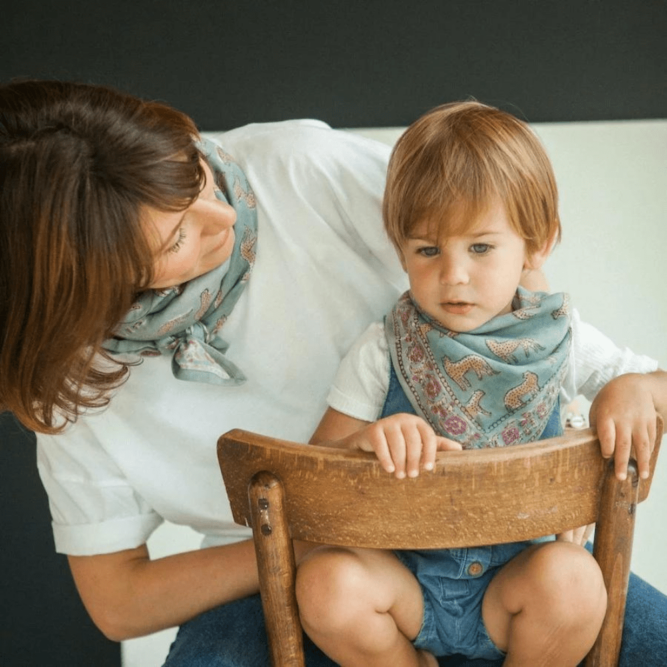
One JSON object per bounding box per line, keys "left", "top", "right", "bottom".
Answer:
{"left": 218, "top": 420, "right": 662, "bottom": 667}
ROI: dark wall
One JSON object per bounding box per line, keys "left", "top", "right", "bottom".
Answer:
{"left": 0, "top": 414, "right": 120, "bottom": 667}
{"left": 4, "top": 0, "right": 667, "bottom": 131}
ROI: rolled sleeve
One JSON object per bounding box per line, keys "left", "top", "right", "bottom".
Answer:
{"left": 51, "top": 512, "right": 163, "bottom": 556}
{"left": 37, "top": 425, "right": 163, "bottom": 556}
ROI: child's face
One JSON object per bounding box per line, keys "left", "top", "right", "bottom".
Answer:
{"left": 401, "top": 199, "right": 533, "bottom": 332}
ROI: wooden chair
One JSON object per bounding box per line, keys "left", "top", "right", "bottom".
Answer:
{"left": 218, "top": 418, "right": 662, "bottom": 667}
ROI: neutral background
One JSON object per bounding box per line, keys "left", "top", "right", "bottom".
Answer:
{"left": 2, "top": 2, "right": 666, "bottom": 666}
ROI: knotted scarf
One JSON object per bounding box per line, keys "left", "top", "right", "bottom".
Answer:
{"left": 386, "top": 287, "right": 571, "bottom": 448}
{"left": 103, "top": 137, "right": 258, "bottom": 385}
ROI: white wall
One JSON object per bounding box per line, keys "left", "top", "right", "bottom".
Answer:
{"left": 535, "top": 119, "right": 667, "bottom": 598}
{"left": 123, "top": 119, "right": 667, "bottom": 666}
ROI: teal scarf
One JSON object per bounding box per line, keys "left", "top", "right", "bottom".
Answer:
{"left": 386, "top": 288, "right": 571, "bottom": 448}
{"left": 103, "top": 138, "right": 258, "bottom": 385}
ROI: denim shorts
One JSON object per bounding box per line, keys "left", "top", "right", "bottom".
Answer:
{"left": 395, "top": 541, "right": 535, "bottom": 660}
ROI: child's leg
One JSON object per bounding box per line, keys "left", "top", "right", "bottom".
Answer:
{"left": 296, "top": 546, "right": 436, "bottom": 667}
{"left": 481, "top": 541, "right": 607, "bottom": 666}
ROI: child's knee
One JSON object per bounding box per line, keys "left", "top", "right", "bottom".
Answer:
{"left": 296, "top": 546, "right": 368, "bottom": 632}
{"left": 531, "top": 542, "right": 607, "bottom": 622}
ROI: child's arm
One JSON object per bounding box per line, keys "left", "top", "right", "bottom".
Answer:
{"left": 311, "top": 407, "right": 462, "bottom": 479}
{"left": 589, "top": 369, "right": 667, "bottom": 480}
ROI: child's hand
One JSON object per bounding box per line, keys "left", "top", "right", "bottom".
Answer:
{"left": 347, "top": 413, "right": 462, "bottom": 479}
{"left": 588, "top": 373, "right": 660, "bottom": 481}
{"left": 557, "top": 524, "right": 594, "bottom": 545}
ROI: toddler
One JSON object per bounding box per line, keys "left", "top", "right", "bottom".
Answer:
{"left": 296, "top": 101, "right": 665, "bottom": 667}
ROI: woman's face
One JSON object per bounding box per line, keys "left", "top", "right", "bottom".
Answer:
{"left": 146, "top": 159, "right": 237, "bottom": 289}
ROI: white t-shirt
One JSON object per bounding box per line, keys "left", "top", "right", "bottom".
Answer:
{"left": 36, "top": 120, "right": 408, "bottom": 556}
{"left": 326, "top": 311, "right": 659, "bottom": 423}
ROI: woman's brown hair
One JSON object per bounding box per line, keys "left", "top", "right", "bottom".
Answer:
{"left": 383, "top": 100, "right": 561, "bottom": 259}
{"left": 0, "top": 80, "right": 205, "bottom": 433}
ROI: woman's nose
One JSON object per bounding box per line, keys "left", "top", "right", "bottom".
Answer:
{"left": 200, "top": 197, "right": 237, "bottom": 233}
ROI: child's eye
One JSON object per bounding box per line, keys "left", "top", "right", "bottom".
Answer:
{"left": 169, "top": 228, "right": 187, "bottom": 253}
{"left": 470, "top": 243, "right": 492, "bottom": 255}
{"left": 417, "top": 246, "right": 440, "bottom": 258}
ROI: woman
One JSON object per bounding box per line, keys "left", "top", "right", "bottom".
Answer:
{"left": 1, "top": 80, "right": 665, "bottom": 666}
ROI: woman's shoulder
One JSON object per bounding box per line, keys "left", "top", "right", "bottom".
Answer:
{"left": 207, "top": 118, "right": 331, "bottom": 140}
{"left": 203, "top": 119, "right": 391, "bottom": 172}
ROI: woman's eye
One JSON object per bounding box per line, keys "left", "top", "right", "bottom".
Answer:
{"left": 470, "top": 243, "right": 492, "bottom": 255}
{"left": 169, "top": 228, "right": 187, "bottom": 253}
{"left": 417, "top": 246, "right": 440, "bottom": 257}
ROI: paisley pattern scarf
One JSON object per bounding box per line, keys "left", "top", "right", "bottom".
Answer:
{"left": 103, "top": 137, "right": 258, "bottom": 385}
{"left": 386, "top": 287, "right": 571, "bottom": 448}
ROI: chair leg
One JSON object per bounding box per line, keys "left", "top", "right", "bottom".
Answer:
{"left": 249, "top": 471, "right": 305, "bottom": 667}
{"left": 585, "top": 460, "right": 640, "bottom": 667}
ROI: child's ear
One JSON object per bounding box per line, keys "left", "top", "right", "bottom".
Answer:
{"left": 524, "top": 232, "right": 557, "bottom": 271}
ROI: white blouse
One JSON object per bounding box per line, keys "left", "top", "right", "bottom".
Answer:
{"left": 37, "top": 120, "right": 408, "bottom": 556}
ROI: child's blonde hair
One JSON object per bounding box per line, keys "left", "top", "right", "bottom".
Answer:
{"left": 383, "top": 100, "right": 561, "bottom": 258}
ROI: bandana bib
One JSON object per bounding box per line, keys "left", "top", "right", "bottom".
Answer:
{"left": 386, "top": 288, "right": 571, "bottom": 448}
{"left": 103, "top": 138, "right": 258, "bottom": 385}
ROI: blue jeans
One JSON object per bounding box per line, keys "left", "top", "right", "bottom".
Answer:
{"left": 164, "top": 554, "right": 667, "bottom": 666}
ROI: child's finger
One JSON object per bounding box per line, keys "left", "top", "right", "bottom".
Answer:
{"left": 416, "top": 422, "right": 438, "bottom": 473}
{"left": 556, "top": 529, "right": 574, "bottom": 543}
{"left": 403, "top": 423, "right": 424, "bottom": 478}
{"left": 632, "top": 426, "right": 653, "bottom": 480}
{"left": 383, "top": 421, "right": 408, "bottom": 479}
{"left": 613, "top": 424, "right": 633, "bottom": 481}
{"left": 648, "top": 417, "right": 658, "bottom": 454}
{"left": 435, "top": 436, "right": 463, "bottom": 452}
{"left": 367, "top": 430, "right": 396, "bottom": 475}
{"left": 595, "top": 418, "right": 616, "bottom": 460}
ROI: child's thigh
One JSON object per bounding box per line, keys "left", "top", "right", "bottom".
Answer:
{"left": 297, "top": 546, "right": 425, "bottom": 636}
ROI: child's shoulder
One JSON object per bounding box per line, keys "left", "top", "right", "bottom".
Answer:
{"left": 349, "top": 320, "right": 388, "bottom": 355}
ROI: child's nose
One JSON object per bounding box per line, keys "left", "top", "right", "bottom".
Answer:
{"left": 440, "top": 258, "right": 469, "bottom": 285}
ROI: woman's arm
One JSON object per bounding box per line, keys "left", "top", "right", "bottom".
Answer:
{"left": 68, "top": 538, "right": 317, "bottom": 641}
{"left": 68, "top": 540, "right": 259, "bottom": 641}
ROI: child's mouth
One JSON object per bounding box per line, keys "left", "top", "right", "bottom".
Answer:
{"left": 442, "top": 301, "right": 473, "bottom": 315}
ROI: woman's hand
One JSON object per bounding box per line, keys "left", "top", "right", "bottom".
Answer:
{"left": 589, "top": 371, "right": 666, "bottom": 480}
